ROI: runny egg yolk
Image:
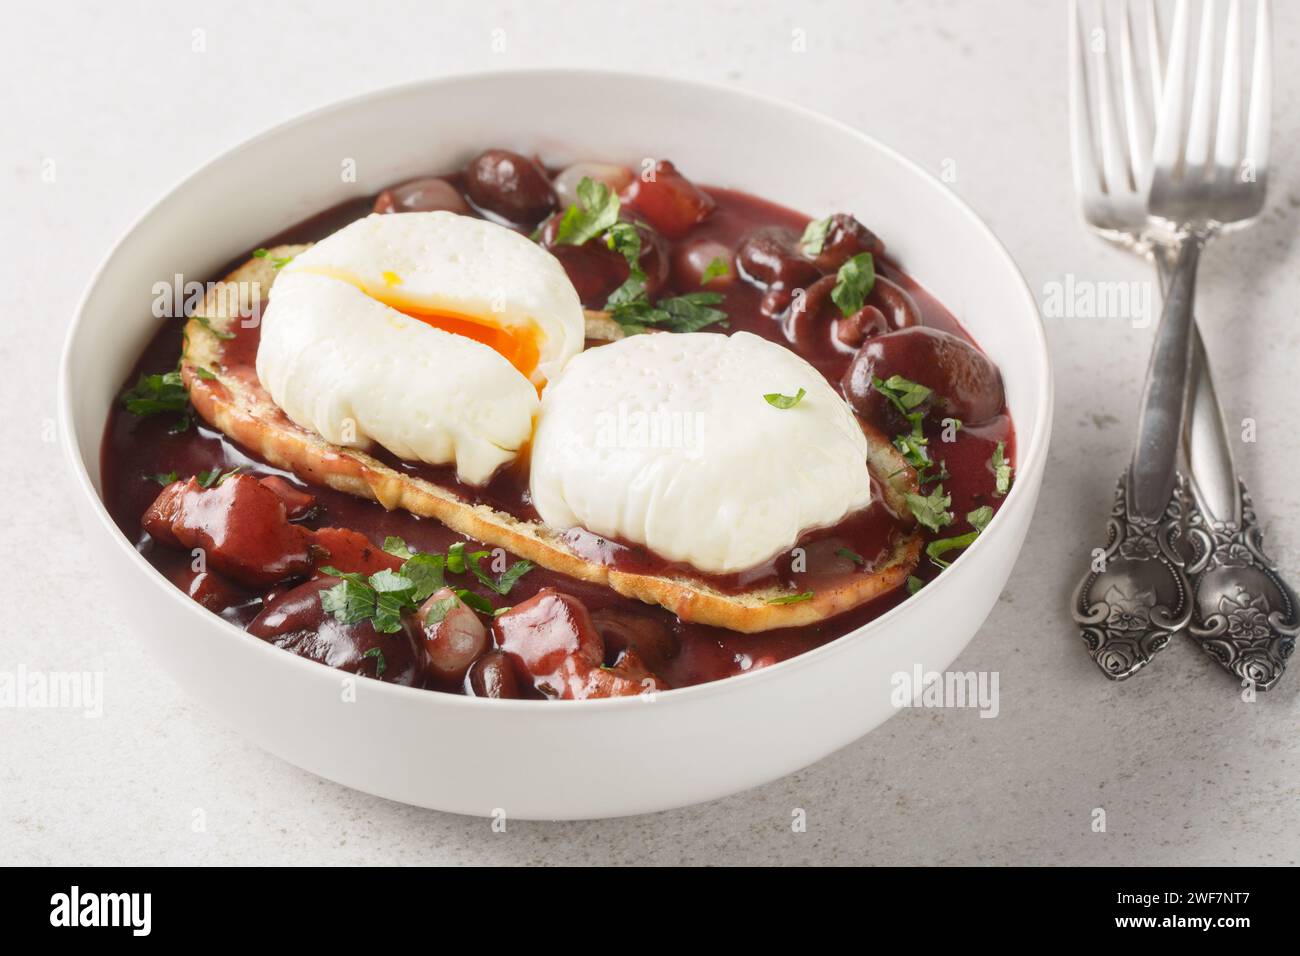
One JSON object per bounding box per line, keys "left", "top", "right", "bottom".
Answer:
{"left": 380, "top": 298, "right": 543, "bottom": 385}
{"left": 297, "top": 267, "right": 545, "bottom": 386}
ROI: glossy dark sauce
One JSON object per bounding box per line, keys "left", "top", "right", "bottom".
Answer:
{"left": 100, "top": 183, "right": 1015, "bottom": 692}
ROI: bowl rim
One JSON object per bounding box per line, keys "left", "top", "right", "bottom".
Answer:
{"left": 58, "top": 67, "right": 1053, "bottom": 713}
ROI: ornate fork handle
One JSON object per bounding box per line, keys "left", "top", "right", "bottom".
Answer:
{"left": 1072, "top": 475, "right": 1193, "bottom": 680}
{"left": 1073, "top": 246, "right": 1299, "bottom": 687}
{"left": 1163, "top": 249, "right": 1298, "bottom": 690}
{"left": 1184, "top": 482, "right": 1299, "bottom": 690}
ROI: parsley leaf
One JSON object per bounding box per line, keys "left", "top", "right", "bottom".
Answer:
{"left": 466, "top": 551, "right": 534, "bottom": 596}
{"left": 875, "top": 374, "right": 932, "bottom": 413}
{"left": 875, "top": 374, "right": 947, "bottom": 485}
{"left": 925, "top": 531, "right": 978, "bottom": 569}
{"left": 992, "top": 441, "right": 1013, "bottom": 497}
{"left": 150, "top": 471, "right": 180, "bottom": 486}
{"left": 318, "top": 564, "right": 420, "bottom": 635}
{"left": 836, "top": 547, "right": 866, "bottom": 566}
{"left": 320, "top": 538, "right": 529, "bottom": 630}
{"left": 252, "top": 248, "right": 294, "bottom": 269}
{"left": 445, "top": 542, "right": 467, "bottom": 575}
{"left": 493, "top": 560, "right": 534, "bottom": 595}
{"left": 603, "top": 220, "right": 647, "bottom": 308}
{"left": 383, "top": 535, "right": 414, "bottom": 559}
{"left": 373, "top": 591, "right": 413, "bottom": 633}
{"left": 830, "top": 252, "right": 876, "bottom": 317}
{"left": 369, "top": 568, "right": 415, "bottom": 593}
{"left": 455, "top": 589, "right": 496, "bottom": 614}
{"left": 764, "top": 387, "right": 806, "bottom": 410}
{"left": 420, "top": 595, "right": 459, "bottom": 627}
{"left": 362, "top": 646, "right": 387, "bottom": 678}
{"left": 555, "top": 177, "right": 621, "bottom": 247}
{"left": 700, "top": 256, "right": 731, "bottom": 284}
{"left": 610, "top": 291, "right": 728, "bottom": 335}
{"left": 767, "top": 591, "right": 815, "bottom": 606}
{"left": 319, "top": 573, "right": 381, "bottom": 627}
{"left": 122, "top": 370, "right": 188, "bottom": 418}
{"left": 400, "top": 552, "right": 446, "bottom": 602}
{"left": 968, "top": 505, "right": 994, "bottom": 533}
{"left": 190, "top": 315, "right": 235, "bottom": 340}
{"left": 905, "top": 485, "right": 954, "bottom": 533}
{"left": 924, "top": 506, "right": 996, "bottom": 569}
{"left": 194, "top": 466, "right": 242, "bottom": 489}
{"left": 799, "top": 217, "right": 832, "bottom": 257}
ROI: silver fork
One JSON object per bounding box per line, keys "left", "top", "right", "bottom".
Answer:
{"left": 1067, "top": 0, "right": 1296, "bottom": 687}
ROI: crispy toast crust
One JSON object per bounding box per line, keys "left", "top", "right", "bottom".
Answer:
{"left": 180, "top": 247, "right": 922, "bottom": 633}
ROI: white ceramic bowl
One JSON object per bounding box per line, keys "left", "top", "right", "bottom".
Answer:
{"left": 60, "top": 71, "right": 1052, "bottom": 819}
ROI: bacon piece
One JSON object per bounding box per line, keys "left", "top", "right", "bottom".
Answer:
{"left": 309, "top": 527, "right": 404, "bottom": 577}
{"left": 142, "top": 474, "right": 314, "bottom": 586}
{"left": 257, "top": 475, "right": 316, "bottom": 519}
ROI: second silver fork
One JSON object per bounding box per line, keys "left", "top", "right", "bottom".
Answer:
{"left": 1066, "top": 0, "right": 1296, "bottom": 688}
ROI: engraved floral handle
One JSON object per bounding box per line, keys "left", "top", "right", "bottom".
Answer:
{"left": 1159, "top": 248, "right": 1298, "bottom": 690}
{"left": 1072, "top": 475, "right": 1193, "bottom": 680}
{"left": 1071, "top": 238, "right": 1203, "bottom": 681}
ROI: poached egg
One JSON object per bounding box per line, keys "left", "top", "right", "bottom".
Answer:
{"left": 256, "top": 212, "right": 585, "bottom": 485}
{"left": 529, "top": 331, "right": 874, "bottom": 574}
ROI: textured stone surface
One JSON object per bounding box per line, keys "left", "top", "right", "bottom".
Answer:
{"left": 2, "top": 0, "right": 1297, "bottom": 865}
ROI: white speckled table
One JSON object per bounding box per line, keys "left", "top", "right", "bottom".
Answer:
{"left": 3, "top": 0, "right": 1297, "bottom": 866}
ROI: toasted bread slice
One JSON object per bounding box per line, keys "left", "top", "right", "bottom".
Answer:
{"left": 180, "top": 246, "right": 922, "bottom": 632}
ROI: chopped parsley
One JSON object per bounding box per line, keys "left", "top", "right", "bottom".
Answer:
{"left": 379, "top": 538, "right": 447, "bottom": 598}
{"left": 603, "top": 220, "right": 647, "bottom": 306}
{"left": 874, "top": 374, "right": 946, "bottom": 487}
{"left": 700, "top": 256, "right": 731, "bottom": 284}
{"left": 399, "top": 552, "right": 447, "bottom": 601}
{"left": 992, "top": 441, "right": 1013, "bottom": 496}
{"left": 466, "top": 551, "right": 534, "bottom": 596}
{"left": 323, "top": 539, "right": 533, "bottom": 630}
{"left": 420, "top": 595, "right": 459, "bottom": 626}
{"left": 610, "top": 291, "right": 728, "bottom": 335}
{"left": 924, "top": 506, "right": 996, "bottom": 569}
{"left": 445, "top": 541, "right": 469, "bottom": 574}
{"left": 362, "top": 646, "right": 387, "bottom": 678}
{"left": 875, "top": 374, "right": 931, "bottom": 415}
{"left": 319, "top": 565, "right": 421, "bottom": 634}
{"left": 905, "top": 485, "right": 954, "bottom": 533}
{"left": 195, "top": 466, "right": 242, "bottom": 489}
{"left": 252, "top": 248, "right": 294, "bottom": 269}
{"left": 382, "top": 535, "right": 415, "bottom": 559}
{"left": 150, "top": 471, "right": 180, "bottom": 486}
{"left": 767, "top": 591, "right": 815, "bottom": 606}
{"left": 121, "top": 369, "right": 192, "bottom": 434}
{"left": 554, "top": 177, "right": 621, "bottom": 247}
{"left": 799, "top": 217, "right": 832, "bottom": 257}
{"left": 190, "top": 315, "right": 235, "bottom": 340}
{"left": 763, "top": 387, "right": 806, "bottom": 410}
{"left": 836, "top": 547, "right": 866, "bottom": 566}
{"left": 456, "top": 589, "right": 496, "bottom": 615}
{"left": 830, "top": 252, "right": 875, "bottom": 317}
{"left": 552, "top": 177, "right": 729, "bottom": 334}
